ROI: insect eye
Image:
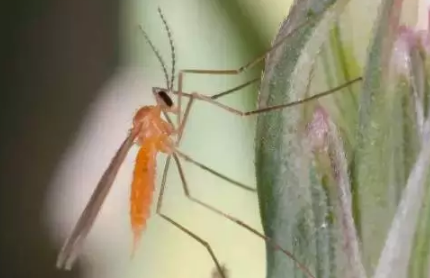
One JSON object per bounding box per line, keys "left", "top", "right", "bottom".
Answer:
{"left": 157, "top": 90, "right": 173, "bottom": 107}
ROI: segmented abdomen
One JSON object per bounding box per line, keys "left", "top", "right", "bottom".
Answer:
{"left": 130, "top": 144, "right": 156, "bottom": 251}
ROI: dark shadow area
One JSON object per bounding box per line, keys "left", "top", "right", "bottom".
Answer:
{"left": 0, "top": 0, "right": 120, "bottom": 277}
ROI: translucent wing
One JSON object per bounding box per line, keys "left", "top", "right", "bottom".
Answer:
{"left": 56, "top": 132, "right": 136, "bottom": 270}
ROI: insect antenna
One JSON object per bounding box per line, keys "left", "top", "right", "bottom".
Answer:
{"left": 157, "top": 7, "right": 176, "bottom": 91}
{"left": 138, "top": 25, "right": 171, "bottom": 89}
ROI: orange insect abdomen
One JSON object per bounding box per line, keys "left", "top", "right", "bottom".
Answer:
{"left": 130, "top": 143, "right": 157, "bottom": 253}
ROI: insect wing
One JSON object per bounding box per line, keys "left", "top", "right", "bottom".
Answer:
{"left": 56, "top": 132, "right": 136, "bottom": 270}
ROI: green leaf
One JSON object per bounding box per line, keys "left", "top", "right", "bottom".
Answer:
{"left": 408, "top": 42, "right": 430, "bottom": 278}
{"left": 353, "top": 0, "right": 424, "bottom": 274}
{"left": 255, "top": 1, "right": 358, "bottom": 277}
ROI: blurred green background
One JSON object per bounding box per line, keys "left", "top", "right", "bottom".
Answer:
{"left": 1, "top": 1, "right": 293, "bottom": 278}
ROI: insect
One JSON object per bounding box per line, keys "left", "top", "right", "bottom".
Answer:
{"left": 56, "top": 7, "right": 362, "bottom": 278}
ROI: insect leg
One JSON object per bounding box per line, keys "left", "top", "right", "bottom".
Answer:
{"left": 172, "top": 77, "right": 361, "bottom": 147}
{"left": 155, "top": 156, "right": 227, "bottom": 278}
{"left": 187, "top": 77, "right": 361, "bottom": 116}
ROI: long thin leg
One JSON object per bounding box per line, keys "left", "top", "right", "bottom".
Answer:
{"left": 156, "top": 156, "right": 226, "bottom": 278}
{"left": 172, "top": 149, "right": 255, "bottom": 193}
{"left": 175, "top": 12, "right": 323, "bottom": 127}
{"left": 170, "top": 152, "right": 316, "bottom": 278}
{"left": 211, "top": 264, "right": 228, "bottom": 278}
{"left": 207, "top": 77, "right": 361, "bottom": 116}
{"left": 211, "top": 78, "right": 260, "bottom": 100}
{"left": 175, "top": 77, "right": 361, "bottom": 142}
